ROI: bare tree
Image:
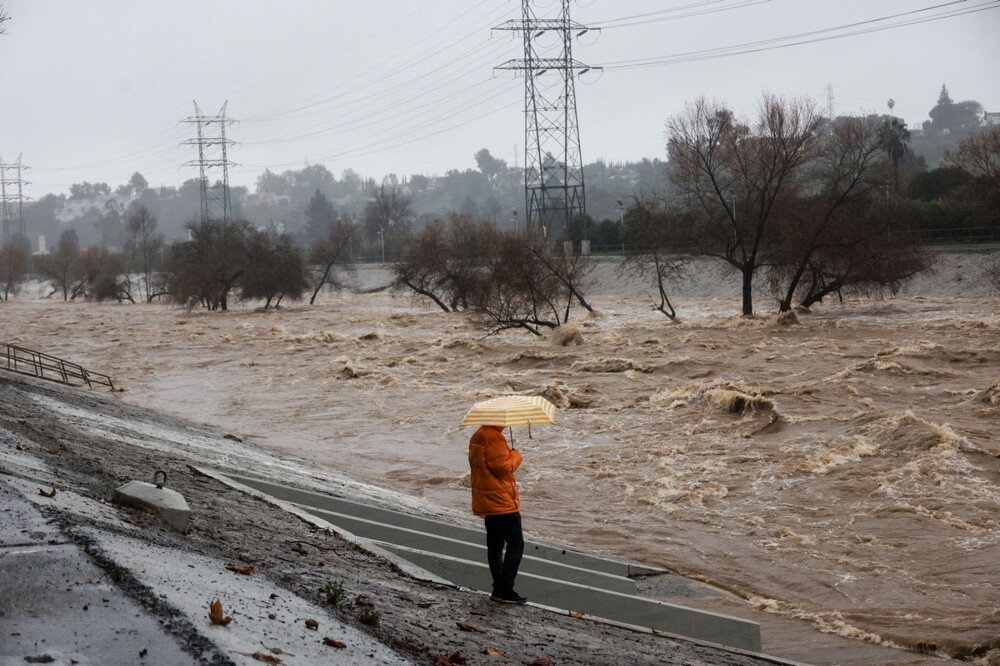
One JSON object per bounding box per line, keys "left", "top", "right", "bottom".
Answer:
{"left": 364, "top": 184, "right": 414, "bottom": 242}
{"left": 769, "top": 115, "right": 888, "bottom": 311}
{"left": 0, "top": 240, "right": 28, "bottom": 301}
{"left": 667, "top": 94, "right": 822, "bottom": 316}
{"left": 393, "top": 219, "right": 455, "bottom": 313}
{"left": 36, "top": 230, "right": 81, "bottom": 300}
{"left": 125, "top": 204, "right": 164, "bottom": 302}
{"left": 471, "top": 231, "right": 573, "bottom": 336}
{"left": 525, "top": 235, "right": 596, "bottom": 317}
{"left": 75, "top": 247, "right": 131, "bottom": 303}
{"left": 618, "top": 200, "right": 688, "bottom": 320}
{"left": 393, "top": 213, "right": 496, "bottom": 312}
{"left": 308, "top": 218, "right": 356, "bottom": 304}
{"left": 794, "top": 201, "right": 929, "bottom": 309}
{"left": 242, "top": 229, "right": 309, "bottom": 309}
{"left": 166, "top": 219, "right": 251, "bottom": 310}
{"left": 0, "top": 5, "right": 10, "bottom": 34}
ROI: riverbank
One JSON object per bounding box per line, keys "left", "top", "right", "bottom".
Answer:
{"left": 1, "top": 371, "right": 787, "bottom": 666}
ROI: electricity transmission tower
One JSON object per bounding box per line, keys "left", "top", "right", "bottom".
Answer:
{"left": 495, "top": 0, "right": 599, "bottom": 241}
{"left": 0, "top": 154, "right": 30, "bottom": 245}
{"left": 180, "top": 101, "right": 236, "bottom": 224}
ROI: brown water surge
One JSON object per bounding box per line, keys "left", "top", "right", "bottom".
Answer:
{"left": 3, "top": 290, "right": 999, "bottom": 664}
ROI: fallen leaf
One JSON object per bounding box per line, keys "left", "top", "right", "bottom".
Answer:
{"left": 393, "top": 638, "right": 418, "bottom": 650}
{"left": 568, "top": 610, "right": 584, "bottom": 619}
{"left": 139, "top": 648, "right": 148, "bottom": 659}
{"left": 248, "top": 652, "right": 282, "bottom": 665}
{"left": 290, "top": 542, "right": 308, "bottom": 555}
{"left": 432, "top": 657, "right": 453, "bottom": 666}
{"left": 304, "top": 618, "right": 319, "bottom": 631}
{"left": 354, "top": 594, "right": 373, "bottom": 608}
{"left": 448, "top": 652, "right": 468, "bottom": 664}
{"left": 322, "top": 637, "right": 346, "bottom": 648}
{"left": 24, "top": 656, "right": 55, "bottom": 664}
{"left": 208, "top": 599, "right": 233, "bottom": 626}
{"left": 530, "top": 659, "right": 553, "bottom": 666}
{"left": 76, "top": 577, "right": 102, "bottom": 585}
{"left": 226, "top": 563, "right": 255, "bottom": 575}
{"left": 260, "top": 644, "right": 292, "bottom": 656}
{"left": 456, "top": 621, "right": 478, "bottom": 632}
{"left": 38, "top": 488, "right": 56, "bottom": 498}
{"left": 482, "top": 647, "right": 508, "bottom": 658}
{"left": 267, "top": 613, "right": 277, "bottom": 620}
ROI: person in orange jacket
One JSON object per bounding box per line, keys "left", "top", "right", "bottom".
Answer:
{"left": 468, "top": 424, "right": 527, "bottom": 604}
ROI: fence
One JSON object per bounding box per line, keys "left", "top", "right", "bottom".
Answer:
{"left": 1, "top": 344, "right": 114, "bottom": 390}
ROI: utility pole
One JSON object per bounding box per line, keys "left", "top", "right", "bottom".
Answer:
{"left": 494, "top": 0, "right": 599, "bottom": 242}
{"left": 0, "top": 154, "right": 31, "bottom": 246}
{"left": 180, "top": 101, "right": 236, "bottom": 224}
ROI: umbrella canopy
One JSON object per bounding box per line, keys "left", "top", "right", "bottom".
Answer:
{"left": 460, "top": 395, "right": 557, "bottom": 428}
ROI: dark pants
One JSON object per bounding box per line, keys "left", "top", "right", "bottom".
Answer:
{"left": 484, "top": 512, "right": 524, "bottom": 595}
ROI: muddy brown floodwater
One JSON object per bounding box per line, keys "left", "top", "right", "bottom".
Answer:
{"left": 3, "top": 256, "right": 999, "bottom": 665}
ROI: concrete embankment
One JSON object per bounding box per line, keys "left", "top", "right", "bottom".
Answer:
{"left": 0, "top": 372, "right": 791, "bottom": 666}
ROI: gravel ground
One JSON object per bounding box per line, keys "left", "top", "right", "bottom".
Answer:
{"left": 0, "top": 371, "right": 786, "bottom": 666}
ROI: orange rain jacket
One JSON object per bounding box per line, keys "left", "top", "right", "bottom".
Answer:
{"left": 468, "top": 425, "right": 523, "bottom": 517}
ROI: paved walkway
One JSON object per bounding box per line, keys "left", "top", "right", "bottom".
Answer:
{"left": 0, "top": 479, "right": 196, "bottom": 666}
{"left": 0, "top": 436, "right": 411, "bottom": 666}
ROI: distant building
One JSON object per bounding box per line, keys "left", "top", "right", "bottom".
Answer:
{"left": 984, "top": 111, "right": 1000, "bottom": 126}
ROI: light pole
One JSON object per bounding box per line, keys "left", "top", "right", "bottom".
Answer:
{"left": 724, "top": 188, "right": 736, "bottom": 221}
{"left": 725, "top": 188, "right": 739, "bottom": 247}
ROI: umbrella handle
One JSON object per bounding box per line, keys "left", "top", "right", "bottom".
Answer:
{"left": 508, "top": 426, "right": 514, "bottom": 448}
{"left": 528, "top": 422, "right": 533, "bottom": 439}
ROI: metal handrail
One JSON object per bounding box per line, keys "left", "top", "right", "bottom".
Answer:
{"left": 1, "top": 344, "right": 114, "bottom": 391}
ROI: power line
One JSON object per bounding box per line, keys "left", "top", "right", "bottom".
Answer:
{"left": 240, "top": 0, "right": 509, "bottom": 124}
{"left": 592, "top": 0, "right": 771, "bottom": 29}
{"left": 603, "top": 0, "right": 999, "bottom": 70}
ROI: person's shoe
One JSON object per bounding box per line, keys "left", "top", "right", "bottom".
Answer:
{"left": 490, "top": 590, "right": 527, "bottom": 604}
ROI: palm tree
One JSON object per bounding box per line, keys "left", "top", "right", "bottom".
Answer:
{"left": 880, "top": 116, "right": 911, "bottom": 195}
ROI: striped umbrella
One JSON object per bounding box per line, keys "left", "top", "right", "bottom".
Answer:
{"left": 460, "top": 395, "right": 557, "bottom": 432}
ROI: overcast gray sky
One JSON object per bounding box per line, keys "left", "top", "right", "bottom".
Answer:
{"left": 2, "top": 0, "right": 998, "bottom": 199}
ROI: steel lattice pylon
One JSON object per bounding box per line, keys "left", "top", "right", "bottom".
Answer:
{"left": 0, "top": 154, "right": 31, "bottom": 245}
{"left": 180, "top": 101, "right": 236, "bottom": 224}
{"left": 495, "top": 0, "right": 599, "bottom": 241}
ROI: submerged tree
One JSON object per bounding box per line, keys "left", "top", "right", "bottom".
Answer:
{"left": 36, "top": 229, "right": 82, "bottom": 300}
{"left": 166, "top": 219, "right": 251, "bottom": 310}
{"left": 125, "top": 204, "right": 164, "bottom": 302}
{"left": 470, "top": 231, "right": 594, "bottom": 336}
{"left": 770, "top": 114, "right": 889, "bottom": 311}
{"left": 792, "top": 201, "right": 929, "bottom": 309}
{"left": 393, "top": 213, "right": 496, "bottom": 313}
{"left": 307, "top": 217, "right": 356, "bottom": 305}
{"left": 667, "top": 94, "right": 822, "bottom": 316}
{"left": 241, "top": 229, "right": 309, "bottom": 309}
{"left": 618, "top": 200, "right": 688, "bottom": 320}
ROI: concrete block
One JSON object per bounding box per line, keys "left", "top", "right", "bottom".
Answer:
{"left": 112, "top": 480, "right": 190, "bottom": 532}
